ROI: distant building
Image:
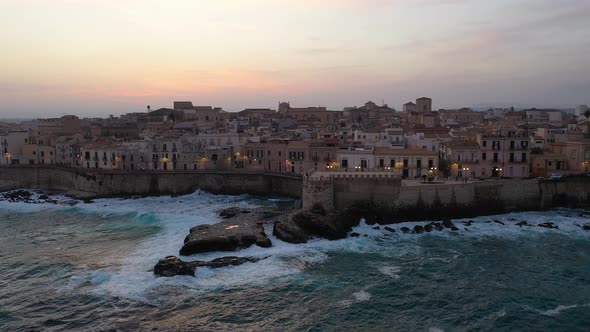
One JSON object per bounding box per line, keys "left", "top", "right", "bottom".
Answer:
{"left": 416, "top": 97, "right": 432, "bottom": 113}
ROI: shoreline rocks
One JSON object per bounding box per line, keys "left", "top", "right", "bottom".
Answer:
{"left": 154, "top": 255, "right": 266, "bottom": 277}
{"left": 273, "top": 203, "right": 359, "bottom": 244}
{"left": 180, "top": 218, "right": 272, "bottom": 256}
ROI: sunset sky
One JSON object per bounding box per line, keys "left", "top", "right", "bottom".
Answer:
{"left": 1, "top": 0, "right": 589, "bottom": 117}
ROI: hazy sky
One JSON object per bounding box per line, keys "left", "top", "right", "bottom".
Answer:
{"left": 1, "top": 0, "right": 589, "bottom": 117}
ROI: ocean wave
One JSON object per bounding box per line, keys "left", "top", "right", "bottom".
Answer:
{"left": 537, "top": 303, "right": 590, "bottom": 317}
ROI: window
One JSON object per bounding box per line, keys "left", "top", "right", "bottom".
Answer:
{"left": 493, "top": 153, "right": 498, "bottom": 162}
{"left": 522, "top": 153, "right": 527, "bottom": 162}
{"left": 482, "top": 152, "right": 487, "bottom": 160}
{"left": 379, "top": 159, "right": 384, "bottom": 168}
{"left": 390, "top": 159, "right": 395, "bottom": 167}
{"left": 510, "top": 153, "right": 515, "bottom": 162}
{"left": 403, "top": 159, "right": 408, "bottom": 168}
{"left": 342, "top": 159, "right": 348, "bottom": 168}
{"left": 417, "top": 159, "right": 422, "bottom": 168}
{"left": 483, "top": 141, "right": 487, "bottom": 147}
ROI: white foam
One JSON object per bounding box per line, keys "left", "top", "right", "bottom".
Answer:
{"left": 538, "top": 303, "right": 590, "bottom": 316}
{"left": 377, "top": 265, "right": 401, "bottom": 279}
{"left": 338, "top": 290, "right": 372, "bottom": 307}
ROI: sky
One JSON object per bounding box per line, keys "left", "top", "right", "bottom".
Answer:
{"left": 0, "top": 0, "right": 589, "bottom": 117}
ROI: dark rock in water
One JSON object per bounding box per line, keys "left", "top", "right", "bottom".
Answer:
{"left": 38, "top": 194, "right": 49, "bottom": 200}
{"left": 309, "top": 203, "right": 327, "bottom": 216}
{"left": 154, "top": 256, "right": 196, "bottom": 277}
{"left": 462, "top": 221, "right": 474, "bottom": 226}
{"left": 451, "top": 227, "right": 459, "bottom": 231}
{"left": 583, "top": 224, "right": 590, "bottom": 230}
{"left": 193, "top": 256, "right": 264, "bottom": 268}
{"left": 493, "top": 220, "right": 505, "bottom": 226}
{"left": 424, "top": 224, "right": 433, "bottom": 232}
{"left": 154, "top": 256, "right": 266, "bottom": 277}
{"left": 83, "top": 198, "right": 94, "bottom": 204}
{"left": 2, "top": 190, "right": 33, "bottom": 202}
{"left": 413, "top": 225, "right": 424, "bottom": 234}
{"left": 180, "top": 219, "right": 271, "bottom": 256}
{"left": 442, "top": 219, "right": 456, "bottom": 229}
{"left": 432, "top": 222, "right": 443, "bottom": 231}
{"left": 537, "top": 222, "right": 558, "bottom": 229}
{"left": 219, "top": 207, "right": 251, "bottom": 219}
{"left": 349, "top": 232, "right": 360, "bottom": 237}
{"left": 372, "top": 226, "right": 381, "bottom": 230}
{"left": 273, "top": 203, "right": 357, "bottom": 244}
{"left": 516, "top": 221, "right": 528, "bottom": 227}
{"left": 273, "top": 219, "right": 309, "bottom": 244}
{"left": 508, "top": 218, "right": 517, "bottom": 221}
{"left": 384, "top": 226, "right": 396, "bottom": 233}
{"left": 400, "top": 227, "right": 410, "bottom": 233}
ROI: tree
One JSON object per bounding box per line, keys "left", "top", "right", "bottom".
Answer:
{"left": 438, "top": 159, "right": 451, "bottom": 177}
{"left": 584, "top": 110, "right": 590, "bottom": 119}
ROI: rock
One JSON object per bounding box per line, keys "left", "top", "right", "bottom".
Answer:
{"left": 38, "top": 194, "right": 49, "bottom": 200}
{"left": 219, "top": 207, "right": 251, "bottom": 219}
{"left": 462, "top": 220, "right": 474, "bottom": 226}
{"left": 413, "top": 225, "right": 424, "bottom": 234}
{"left": 273, "top": 219, "right": 309, "bottom": 244}
{"left": 372, "top": 226, "right": 381, "bottom": 230}
{"left": 83, "top": 198, "right": 94, "bottom": 204}
{"left": 1, "top": 190, "right": 33, "bottom": 202}
{"left": 537, "top": 222, "right": 558, "bottom": 229}
{"left": 515, "top": 221, "right": 528, "bottom": 227}
{"left": 442, "top": 219, "right": 456, "bottom": 229}
{"left": 180, "top": 219, "right": 272, "bottom": 256}
{"left": 400, "top": 227, "right": 410, "bottom": 233}
{"left": 384, "top": 226, "right": 396, "bottom": 233}
{"left": 583, "top": 224, "right": 590, "bottom": 230}
{"left": 493, "top": 220, "right": 505, "bottom": 226}
{"left": 154, "top": 256, "right": 266, "bottom": 277}
{"left": 433, "top": 222, "right": 443, "bottom": 231}
{"left": 424, "top": 224, "right": 433, "bottom": 232}
{"left": 350, "top": 232, "right": 361, "bottom": 237}
{"left": 193, "top": 256, "right": 265, "bottom": 268}
{"left": 451, "top": 227, "right": 459, "bottom": 231}
{"left": 273, "top": 204, "right": 357, "bottom": 244}
{"left": 309, "top": 203, "right": 327, "bottom": 216}
{"left": 154, "top": 256, "right": 196, "bottom": 277}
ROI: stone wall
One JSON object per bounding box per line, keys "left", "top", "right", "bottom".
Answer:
{"left": 304, "top": 174, "right": 590, "bottom": 221}
{"left": 0, "top": 166, "right": 302, "bottom": 199}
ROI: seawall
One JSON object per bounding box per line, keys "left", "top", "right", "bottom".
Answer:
{"left": 304, "top": 173, "right": 590, "bottom": 222}
{"left": 0, "top": 166, "right": 303, "bottom": 199}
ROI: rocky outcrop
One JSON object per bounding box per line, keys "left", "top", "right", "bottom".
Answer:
{"left": 537, "top": 222, "right": 558, "bottom": 229}
{"left": 384, "top": 226, "right": 396, "bottom": 233}
{"left": 583, "top": 224, "right": 590, "bottom": 230}
{"left": 442, "top": 219, "right": 456, "bottom": 229}
{"left": 218, "top": 207, "right": 251, "bottom": 219}
{"left": 154, "top": 256, "right": 197, "bottom": 277}
{"left": 154, "top": 255, "right": 266, "bottom": 277}
{"left": 180, "top": 218, "right": 271, "bottom": 256}
{"left": 272, "top": 203, "right": 359, "bottom": 243}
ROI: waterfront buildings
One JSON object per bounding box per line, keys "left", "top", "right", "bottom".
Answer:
{"left": 1, "top": 98, "right": 588, "bottom": 180}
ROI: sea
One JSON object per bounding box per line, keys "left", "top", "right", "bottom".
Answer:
{"left": 1, "top": 191, "right": 590, "bottom": 332}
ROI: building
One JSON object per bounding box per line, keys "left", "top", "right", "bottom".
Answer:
{"left": 476, "top": 131, "right": 530, "bottom": 178}
{"left": 549, "top": 139, "right": 590, "bottom": 173}
{"left": 416, "top": 97, "right": 432, "bottom": 113}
